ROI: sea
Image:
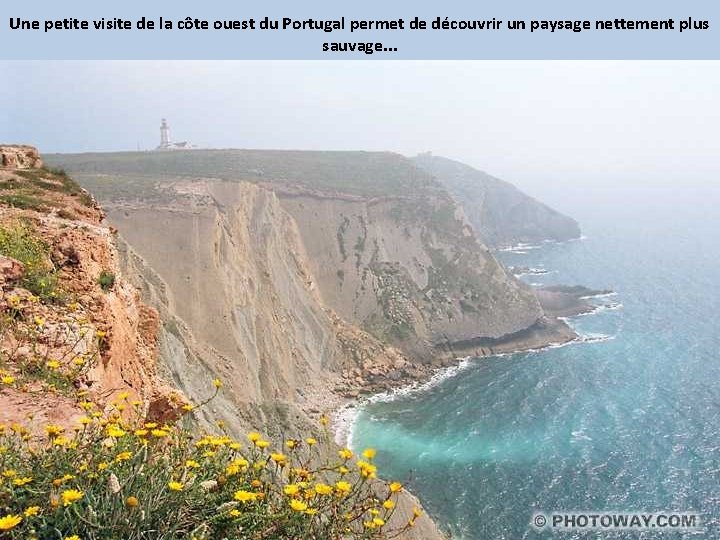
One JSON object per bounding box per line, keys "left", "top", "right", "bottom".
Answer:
{"left": 347, "top": 181, "right": 720, "bottom": 539}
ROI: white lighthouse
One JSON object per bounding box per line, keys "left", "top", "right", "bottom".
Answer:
{"left": 159, "top": 118, "right": 171, "bottom": 149}
{"left": 156, "top": 119, "right": 195, "bottom": 150}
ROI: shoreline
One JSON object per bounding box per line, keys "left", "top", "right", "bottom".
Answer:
{"left": 326, "top": 295, "right": 619, "bottom": 450}
{"left": 324, "top": 314, "right": 582, "bottom": 449}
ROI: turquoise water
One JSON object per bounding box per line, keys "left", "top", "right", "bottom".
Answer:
{"left": 351, "top": 186, "right": 720, "bottom": 539}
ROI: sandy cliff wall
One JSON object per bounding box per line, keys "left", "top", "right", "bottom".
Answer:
{"left": 108, "top": 180, "right": 412, "bottom": 433}
{"left": 278, "top": 188, "right": 542, "bottom": 360}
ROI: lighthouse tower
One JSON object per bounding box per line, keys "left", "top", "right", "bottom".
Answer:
{"left": 159, "top": 118, "right": 171, "bottom": 149}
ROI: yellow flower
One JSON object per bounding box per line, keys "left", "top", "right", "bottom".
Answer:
{"left": 389, "top": 481, "right": 402, "bottom": 492}
{"left": 134, "top": 429, "right": 148, "bottom": 437}
{"left": 270, "top": 452, "right": 287, "bottom": 466}
{"left": 229, "top": 509, "right": 242, "bottom": 518}
{"left": 97, "top": 462, "right": 109, "bottom": 471}
{"left": 319, "top": 414, "right": 329, "bottom": 426}
{"left": 338, "top": 448, "right": 353, "bottom": 460}
{"left": 213, "top": 378, "right": 222, "bottom": 388}
{"left": 285, "top": 439, "right": 296, "bottom": 449}
{"left": 335, "top": 480, "right": 351, "bottom": 494}
{"left": 144, "top": 422, "right": 158, "bottom": 429}
{"left": 65, "top": 536, "right": 81, "bottom": 540}
{"left": 151, "top": 429, "right": 169, "bottom": 438}
{"left": 315, "top": 483, "right": 333, "bottom": 496}
{"left": 357, "top": 460, "right": 377, "bottom": 479}
{"left": 61, "top": 489, "right": 84, "bottom": 506}
{"left": 233, "top": 490, "right": 258, "bottom": 503}
{"left": 13, "top": 476, "right": 33, "bottom": 486}
{"left": 126, "top": 496, "right": 139, "bottom": 508}
{"left": 34, "top": 316, "right": 45, "bottom": 327}
{"left": 305, "top": 437, "right": 317, "bottom": 446}
{"left": 167, "top": 481, "right": 184, "bottom": 491}
{"left": 289, "top": 499, "right": 308, "bottom": 512}
{"left": 77, "top": 416, "right": 92, "bottom": 426}
{"left": 24, "top": 506, "right": 40, "bottom": 517}
{"left": 0, "top": 514, "right": 22, "bottom": 531}
{"left": 1, "top": 375, "right": 15, "bottom": 385}
{"left": 106, "top": 425, "right": 126, "bottom": 438}
{"left": 255, "top": 440, "right": 270, "bottom": 449}
{"left": 72, "top": 357, "right": 85, "bottom": 366}
{"left": 412, "top": 506, "right": 422, "bottom": 517}
{"left": 362, "top": 448, "right": 376, "bottom": 460}
{"left": 114, "top": 451, "right": 132, "bottom": 462}
{"left": 2, "top": 469, "right": 17, "bottom": 478}
{"left": 185, "top": 459, "right": 200, "bottom": 469}
{"left": 53, "top": 436, "right": 70, "bottom": 447}
{"left": 47, "top": 360, "right": 60, "bottom": 370}
{"left": 96, "top": 330, "right": 106, "bottom": 338}
{"left": 283, "top": 484, "right": 300, "bottom": 496}
{"left": 45, "top": 424, "right": 65, "bottom": 437}
{"left": 182, "top": 404, "right": 194, "bottom": 412}
{"left": 247, "top": 431, "right": 261, "bottom": 443}
{"left": 383, "top": 500, "right": 395, "bottom": 509}
{"left": 372, "top": 517, "right": 385, "bottom": 527}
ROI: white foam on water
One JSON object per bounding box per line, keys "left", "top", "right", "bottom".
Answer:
{"left": 332, "top": 357, "right": 474, "bottom": 449}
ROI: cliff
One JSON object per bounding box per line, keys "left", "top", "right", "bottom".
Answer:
{"left": 1, "top": 147, "right": 444, "bottom": 540}
{"left": 413, "top": 153, "right": 581, "bottom": 248}
{"left": 46, "top": 150, "right": 556, "bottom": 363}
{"left": 40, "top": 149, "right": 579, "bottom": 539}
{"left": 0, "top": 153, "right": 185, "bottom": 433}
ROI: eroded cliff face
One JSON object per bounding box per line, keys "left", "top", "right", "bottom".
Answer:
{"left": 276, "top": 187, "right": 542, "bottom": 360}
{"left": 108, "top": 180, "right": 412, "bottom": 434}
{"left": 0, "top": 156, "right": 184, "bottom": 432}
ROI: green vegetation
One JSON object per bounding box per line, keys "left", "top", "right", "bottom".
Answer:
{"left": 0, "top": 222, "right": 58, "bottom": 301}
{"left": 97, "top": 271, "right": 116, "bottom": 292}
{"left": 0, "top": 194, "right": 49, "bottom": 212}
{"left": 0, "top": 383, "right": 420, "bottom": 539}
{"left": 44, "top": 149, "right": 440, "bottom": 199}
{"left": 14, "top": 168, "right": 94, "bottom": 207}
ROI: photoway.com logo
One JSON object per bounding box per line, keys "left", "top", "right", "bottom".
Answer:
{"left": 531, "top": 512, "right": 702, "bottom": 531}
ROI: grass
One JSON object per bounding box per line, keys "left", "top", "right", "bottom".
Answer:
{"left": 13, "top": 168, "right": 94, "bottom": 208}
{"left": 0, "top": 222, "right": 59, "bottom": 301}
{"left": 0, "top": 381, "right": 420, "bottom": 539}
{"left": 44, "top": 150, "right": 440, "bottom": 199}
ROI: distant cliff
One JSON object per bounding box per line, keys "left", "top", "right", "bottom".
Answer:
{"left": 413, "top": 153, "right": 581, "bottom": 248}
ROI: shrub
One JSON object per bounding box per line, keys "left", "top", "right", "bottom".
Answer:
{"left": 0, "top": 383, "right": 420, "bottom": 539}
{"left": 97, "top": 271, "right": 115, "bottom": 292}
{"left": 0, "top": 222, "right": 59, "bottom": 301}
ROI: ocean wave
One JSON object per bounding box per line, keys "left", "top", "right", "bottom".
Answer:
{"left": 579, "top": 291, "right": 618, "bottom": 300}
{"left": 513, "top": 267, "right": 552, "bottom": 277}
{"left": 575, "top": 301, "right": 624, "bottom": 317}
{"left": 332, "top": 358, "right": 474, "bottom": 448}
{"left": 497, "top": 242, "right": 544, "bottom": 253}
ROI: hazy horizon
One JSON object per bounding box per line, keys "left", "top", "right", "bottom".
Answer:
{"left": 2, "top": 60, "right": 719, "bottom": 210}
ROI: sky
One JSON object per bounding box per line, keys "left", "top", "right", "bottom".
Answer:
{"left": 1, "top": 61, "right": 719, "bottom": 209}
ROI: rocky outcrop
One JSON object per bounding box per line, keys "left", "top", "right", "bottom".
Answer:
{"left": 413, "top": 153, "right": 581, "bottom": 248}
{"left": 0, "top": 144, "right": 43, "bottom": 169}
{"left": 0, "top": 159, "right": 186, "bottom": 431}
